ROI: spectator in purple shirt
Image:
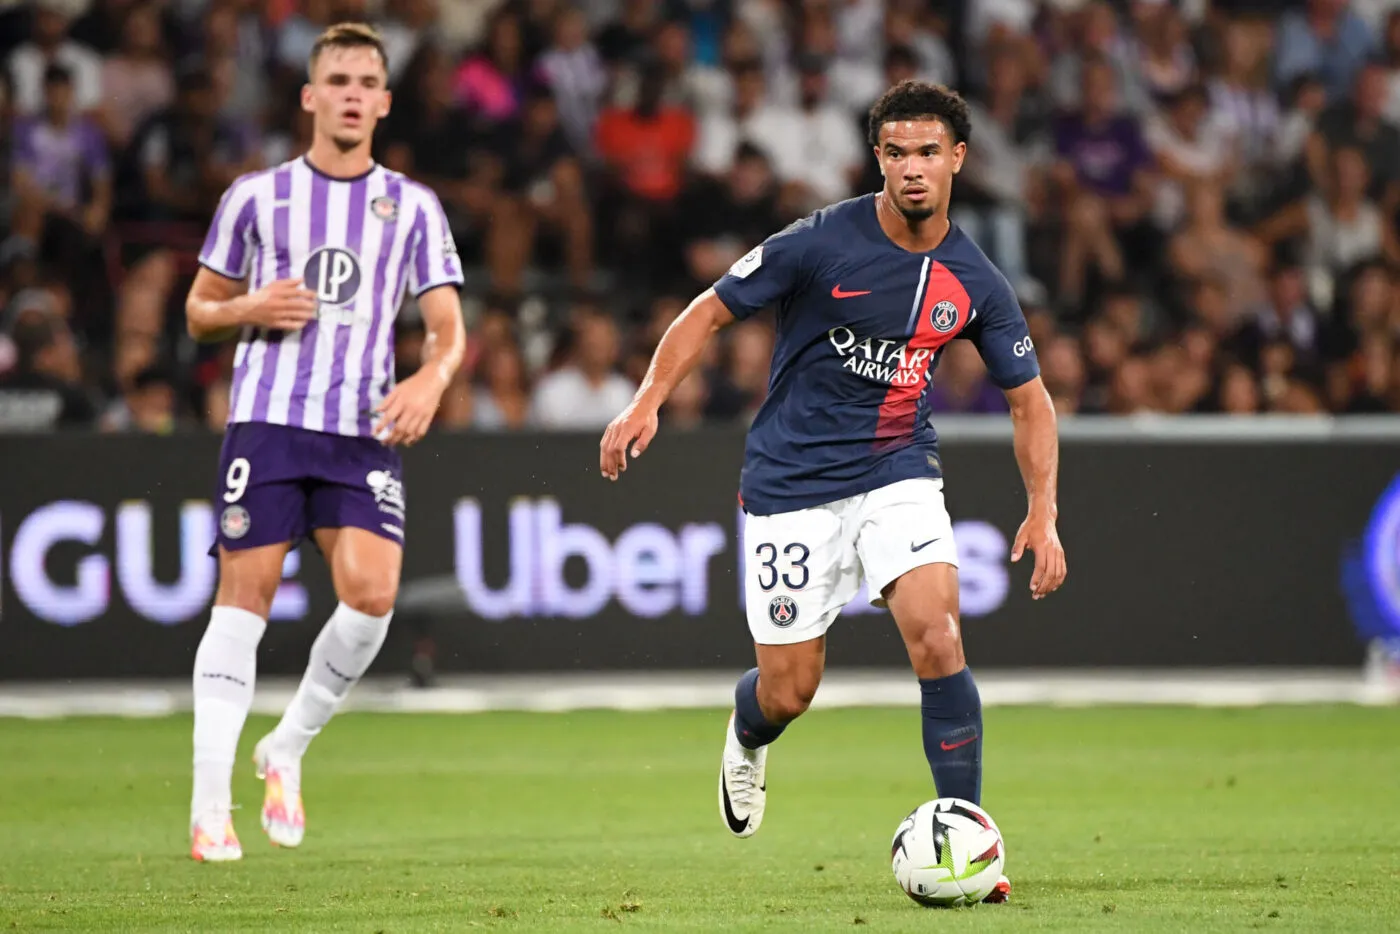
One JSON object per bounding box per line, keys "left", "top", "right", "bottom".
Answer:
{"left": 10, "top": 63, "right": 111, "bottom": 331}
{"left": 11, "top": 64, "right": 111, "bottom": 238}
{"left": 1050, "top": 55, "right": 1155, "bottom": 310}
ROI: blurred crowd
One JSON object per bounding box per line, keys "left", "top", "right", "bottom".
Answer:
{"left": 3, "top": 0, "right": 1400, "bottom": 434}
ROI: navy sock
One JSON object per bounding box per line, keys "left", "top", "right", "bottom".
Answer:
{"left": 919, "top": 667, "right": 983, "bottom": 804}
{"left": 733, "top": 668, "right": 787, "bottom": 750}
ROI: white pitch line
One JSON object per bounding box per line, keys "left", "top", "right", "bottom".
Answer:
{"left": 0, "top": 670, "right": 1395, "bottom": 719}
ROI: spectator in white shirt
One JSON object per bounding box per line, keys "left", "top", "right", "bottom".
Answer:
{"left": 689, "top": 20, "right": 766, "bottom": 119}
{"left": 531, "top": 309, "right": 638, "bottom": 429}
{"left": 782, "top": 55, "right": 865, "bottom": 209}
{"left": 377, "top": 0, "right": 438, "bottom": 86}
{"left": 1145, "top": 84, "right": 1238, "bottom": 231}
{"left": 967, "top": 0, "right": 1038, "bottom": 48}
{"left": 8, "top": 0, "right": 102, "bottom": 116}
{"left": 694, "top": 57, "right": 862, "bottom": 212}
{"left": 537, "top": 6, "right": 607, "bottom": 158}
{"left": 955, "top": 45, "right": 1045, "bottom": 295}
{"left": 693, "top": 59, "right": 790, "bottom": 179}
{"left": 795, "top": 4, "right": 885, "bottom": 115}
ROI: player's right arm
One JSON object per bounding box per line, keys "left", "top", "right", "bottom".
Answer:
{"left": 185, "top": 270, "right": 319, "bottom": 342}
{"left": 186, "top": 176, "right": 317, "bottom": 342}
{"left": 600, "top": 289, "right": 735, "bottom": 479}
{"left": 600, "top": 219, "right": 810, "bottom": 480}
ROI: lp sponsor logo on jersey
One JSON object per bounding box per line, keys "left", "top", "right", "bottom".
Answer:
{"left": 1012, "top": 336, "right": 1034, "bottom": 357}
{"left": 828, "top": 327, "right": 931, "bottom": 386}
{"left": 305, "top": 246, "right": 362, "bottom": 308}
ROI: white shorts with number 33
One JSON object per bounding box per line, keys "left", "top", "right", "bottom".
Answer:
{"left": 742, "top": 478, "right": 959, "bottom": 645}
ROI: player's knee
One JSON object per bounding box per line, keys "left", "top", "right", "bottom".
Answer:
{"left": 760, "top": 673, "right": 820, "bottom": 723}
{"left": 338, "top": 579, "right": 397, "bottom": 619}
{"left": 905, "top": 614, "right": 966, "bottom": 678}
{"left": 213, "top": 582, "right": 277, "bottom": 621}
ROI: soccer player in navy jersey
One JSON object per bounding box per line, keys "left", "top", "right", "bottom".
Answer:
{"left": 183, "top": 23, "right": 465, "bottom": 860}
{"left": 600, "top": 81, "right": 1066, "bottom": 902}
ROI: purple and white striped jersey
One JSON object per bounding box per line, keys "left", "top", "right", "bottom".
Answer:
{"left": 198, "top": 157, "right": 464, "bottom": 438}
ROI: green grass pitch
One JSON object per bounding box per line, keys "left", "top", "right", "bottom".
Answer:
{"left": 1, "top": 705, "right": 1397, "bottom": 932}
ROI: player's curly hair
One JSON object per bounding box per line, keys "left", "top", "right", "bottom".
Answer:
{"left": 866, "top": 80, "right": 972, "bottom": 148}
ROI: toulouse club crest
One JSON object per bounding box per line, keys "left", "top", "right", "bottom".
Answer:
{"left": 370, "top": 196, "right": 398, "bottom": 222}
{"left": 220, "top": 504, "right": 250, "bottom": 539}
{"left": 930, "top": 300, "right": 960, "bottom": 333}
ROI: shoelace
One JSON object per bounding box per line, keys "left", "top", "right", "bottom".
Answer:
{"left": 727, "top": 758, "right": 757, "bottom": 805}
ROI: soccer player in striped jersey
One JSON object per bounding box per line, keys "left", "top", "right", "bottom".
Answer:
{"left": 183, "top": 23, "right": 465, "bottom": 861}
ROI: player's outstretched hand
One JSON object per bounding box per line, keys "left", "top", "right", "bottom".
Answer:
{"left": 373, "top": 369, "right": 447, "bottom": 448}
{"left": 1011, "top": 510, "right": 1067, "bottom": 600}
{"left": 600, "top": 401, "right": 659, "bottom": 481}
{"left": 245, "top": 277, "right": 318, "bottom": 331}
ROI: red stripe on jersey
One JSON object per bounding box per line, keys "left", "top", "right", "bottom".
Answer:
{"left": 873, "top": 261, "right": 972, "bottom": 450}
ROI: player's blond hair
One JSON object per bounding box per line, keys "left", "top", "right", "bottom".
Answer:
{"left": 307, "top": 22, "right": 388, "bottom": 79}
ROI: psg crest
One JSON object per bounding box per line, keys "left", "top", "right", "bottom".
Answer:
{"left": 768, "top": 595, "right": 798, "bottom": 628}
{"left": 931, "top": 300, "right": 960, "bottom": 333}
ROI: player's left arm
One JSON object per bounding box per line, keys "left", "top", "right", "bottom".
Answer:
{"left": 373, "top": 285, "right": 465, "bottom": 447}
{"left": 1005, "top": 377, "right": 1065, "bottom": 600}
{"left": 964, "top": 276, "right": 1066, "bottom": 600}
{"left": 374, "top": 190, "right": 467, "bottom": 447}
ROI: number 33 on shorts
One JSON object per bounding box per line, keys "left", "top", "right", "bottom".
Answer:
{"left": 741, "top": 479, "right": 959, "bottom": 645}
{"left": 743, "top": 505, "right": 847, "bottom": 645}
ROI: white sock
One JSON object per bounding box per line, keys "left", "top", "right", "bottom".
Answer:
{"left": 191, "top": 606, "right": 266, "bottom": 821}
{"left": 270, "top": 602, "right": 392, "bottom": 759}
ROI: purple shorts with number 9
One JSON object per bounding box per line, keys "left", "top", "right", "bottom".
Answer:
{"left": 210, "top": 422, "right": 405, "bottom": 555}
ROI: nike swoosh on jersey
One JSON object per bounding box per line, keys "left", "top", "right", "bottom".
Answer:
{"left": 720, "top": 775, "right": 750, "bottom": 834}
{"left": 910, "top": 538, "right": 941, "bottom": 552}
{"left": 940, "top": 735, "right": 978, "bottom": 751}
{"left": 831, "top": 284, "right": 872, "bottom": 299}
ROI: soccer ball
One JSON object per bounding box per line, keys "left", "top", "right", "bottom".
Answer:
{"left": 890, "top": 797, "right": 1005, "bottom": 907}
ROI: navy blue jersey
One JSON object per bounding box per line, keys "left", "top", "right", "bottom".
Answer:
{"left": 713, "top": 194, "right": 1039, "bottom": 516}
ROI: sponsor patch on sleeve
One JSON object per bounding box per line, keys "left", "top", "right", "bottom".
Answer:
{"left": 727, "top": 246, "right": 763, "bottom": 279}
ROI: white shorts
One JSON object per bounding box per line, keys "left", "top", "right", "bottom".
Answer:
{"left": 742, "top": 478, "right": 959, "bottom": 645}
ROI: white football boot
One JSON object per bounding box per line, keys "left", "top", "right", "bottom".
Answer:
{"left": 190, "top": 808, "right": 242, "bottom": 862}
{"left": 718, "top": 712, "right": 767, "bottom": 838}
{"left": 253, "top": 735, "right": 305, "bottom": 848}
